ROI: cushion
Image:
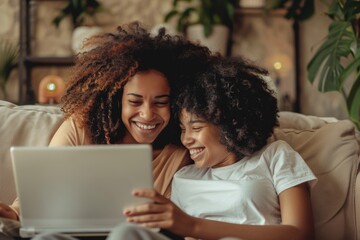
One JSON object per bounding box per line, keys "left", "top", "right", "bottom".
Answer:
{"left": 274, "top": 112, "right": 360, "bottom": 240}
{"left": 0, "top": 100, "right": 63, "bottom": 204}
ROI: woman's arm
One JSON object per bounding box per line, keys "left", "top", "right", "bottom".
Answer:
{"left": 124, "top": 183, "right": 314, "bottom": 240}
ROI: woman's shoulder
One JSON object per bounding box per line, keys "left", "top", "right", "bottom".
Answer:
{"left": 154, "top": 144, "right": 191, "bottom": 167}
{"left": 162, "top": 144, "right": 188, "bottom": 156}
{"left": 49, "top": 116, "right": 92, "bottom": 146}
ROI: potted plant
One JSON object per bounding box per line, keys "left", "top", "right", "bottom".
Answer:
{"left": 267, "top": 0, "right": 314, "bottom": 22}
{"left": 52, "top": 0, "right": 103, "bottom": 53}
{"left": 0, "top": 39, "right": 18, "bottom": 100}
{"left": 270, "top": 0, "right": 360, "bottom": 129}
{"left": 307, "top": 0, "right": 360, "bottom": 129}
{"left": 52, "top": 0, "right": 102, "bottom": 28}
{"left": 164, "top": 0, "right": 239, "bottom": 56}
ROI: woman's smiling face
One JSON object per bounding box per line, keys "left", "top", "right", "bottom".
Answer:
{"left": 121, "top": 70, "right": 171, "bottom": 144}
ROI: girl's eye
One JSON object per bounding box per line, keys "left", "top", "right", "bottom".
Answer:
{"left": 192, "top": 127, "right": 202, "bottom": 131}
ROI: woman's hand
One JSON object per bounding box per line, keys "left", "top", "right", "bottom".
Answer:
{"left": 0, "top": 202, "right": 18, "bottom": 220}
{"left": 123, "top": 188, "right": 194, "bottom": 236}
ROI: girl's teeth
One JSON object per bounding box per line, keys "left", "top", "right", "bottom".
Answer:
{"left": 190, "top": 148, "right": 203, "bottom": 155}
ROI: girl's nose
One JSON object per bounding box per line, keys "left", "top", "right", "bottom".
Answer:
{"left": 181, "top": 132, "right": 193, "bottom": 146}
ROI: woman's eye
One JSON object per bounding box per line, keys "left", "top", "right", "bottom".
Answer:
{"left": 128, "top": 100, "right": 141, "bottom": 105}
{"left": 155, "top": 102, "right": 169, "bottom": 106}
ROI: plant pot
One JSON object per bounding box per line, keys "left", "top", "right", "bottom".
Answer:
{"left": 186, "top": 24, "right": 230, "bottom": 56}
{"left": 71, "top": 26, "right": 103, "bottom": 54}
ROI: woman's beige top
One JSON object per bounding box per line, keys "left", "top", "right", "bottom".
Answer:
{"left": 10, "top": 117, "right": 191, "bottom": 217}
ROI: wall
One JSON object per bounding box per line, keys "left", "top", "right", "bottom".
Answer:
{"left": 0, "top": 0, "right": 348, "bottom": 119}
{"left": 301, "top": 1, "right": 348, "bottom": 119}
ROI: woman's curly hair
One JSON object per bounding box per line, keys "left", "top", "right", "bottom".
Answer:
{"left": 174, "top": 56, "right": 279, "bottom": 159}
{"left": 60, "top": 22, "right": 211, "bottom": 145}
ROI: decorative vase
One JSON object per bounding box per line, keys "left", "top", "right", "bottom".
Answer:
{"left": 186, "top": 24, "right": 230, "bottom": 56}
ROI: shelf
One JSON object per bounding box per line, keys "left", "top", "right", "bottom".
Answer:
{"left": 19, "top": 0, "right": 73, "bottom": 104}
{"left": 235, "top": 8, "right": 287, "bottom": 17}
{"left": 24, "top": 56, "right": 75, "bottom": 66}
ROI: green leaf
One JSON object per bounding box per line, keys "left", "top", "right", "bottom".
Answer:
{"left": 271, "top": 0, "right": 315, "bottom": 21}
{"left": 338, "top": 52, "right": 360, "bottom": 88}
{"left": 0, "top": 39, "right": 18, "bottom": 97}
{"left": 177, "top": 7, "right": 196, "bottom": 33}
{"left": 347, "top": 74, "right": 360, "bottom": 129}
{"left": 52, "top": 0, "right": 102, "bottom": 28}
{"left": 204, "top": 22, "right": 212, "bottom": 37}
{"left": 343, "top": 0, "right": 360, "bottom": 21}
{"left": 307, "top": 20, "right": 355, "bottom": 91}
{"left": 318, "top": 56, "right": 344, "bottom": 91}
{"left": 164, "top": 10, "right": 179, "bottom": 22}
{"left": 163, "top": 0, "right": 237, "bottom": 35}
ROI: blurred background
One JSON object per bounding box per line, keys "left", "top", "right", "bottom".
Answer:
{"left": 0, "top": 0, "right": 353, "bottom": 122}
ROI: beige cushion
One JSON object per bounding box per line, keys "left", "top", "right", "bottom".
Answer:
{"left": 0, "top": 100, "right": 63, "bottom": 204}
{"left": 275, "top": 112, "right": 360, "bottom": 240}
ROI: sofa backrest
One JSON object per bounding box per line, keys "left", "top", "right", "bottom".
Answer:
{"left": 0, "top": 101, "right": 359, "bottom": 240}
{"left": 272, "top": 111, "right": 360, "bottom": 240}
{"left": 0, "top": 100, "right": 63, "bottom": 204}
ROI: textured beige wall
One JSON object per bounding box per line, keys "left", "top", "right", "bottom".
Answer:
{"left": 0, "top": 0, "right": 348, "bottom": 120}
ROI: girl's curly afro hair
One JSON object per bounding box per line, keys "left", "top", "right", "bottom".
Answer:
{"left": 174, "top": 56, "right": 279, "bottom": 159}
{"left": 60, "top": 22, "right": 211, "bottom": 146}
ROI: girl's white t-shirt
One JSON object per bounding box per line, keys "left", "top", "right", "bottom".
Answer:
{"left": 170, "top": 140, "right": 317, "bottom": 225}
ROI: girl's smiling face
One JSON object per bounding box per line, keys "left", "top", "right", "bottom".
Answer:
{"left": 121, "top": 70, "right": 171, "bottom": 144}
{"left": 179, "top": 109, "right": 237, "bottom": 168}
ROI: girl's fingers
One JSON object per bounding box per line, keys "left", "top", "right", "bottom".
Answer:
{"left": 132, "top": 188, "right": 168, "bottom": 204}
{"left": 123, "top": 202, "right": 167, "bottom": 216}
{"left": 127, "top": 212, "right": 168, "bottom": 223}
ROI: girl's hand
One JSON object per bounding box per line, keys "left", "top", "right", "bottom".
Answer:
{"left": 123, "top": 188, "right": 194, "bottom": 236}
{"left": 0, "top": 202, "right": 18, "bottom": 220}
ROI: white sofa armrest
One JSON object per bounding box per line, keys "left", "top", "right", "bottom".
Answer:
{"left": 0, "top": 101, "right": 63, "bottom": 204}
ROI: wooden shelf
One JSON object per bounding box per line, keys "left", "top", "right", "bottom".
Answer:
{"left": 235, "top": 8, "right": 287, "bottom": 17}
{"left": 24, "top": 56, "right": 75, "bottom": 66}
{"left": 19, "top": 0, "right": 74, "bottom": 104}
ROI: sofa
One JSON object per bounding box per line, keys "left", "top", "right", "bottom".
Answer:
{"left": 0, "top": 99, "right": 359, "bottom": 240}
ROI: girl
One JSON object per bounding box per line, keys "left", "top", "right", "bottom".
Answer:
{"left": 121, "top": 56, "right": 317, "bottom": 240}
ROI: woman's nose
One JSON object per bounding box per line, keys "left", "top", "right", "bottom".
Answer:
{"left": 139, "top": 105, "right": 154, "bottom": 120}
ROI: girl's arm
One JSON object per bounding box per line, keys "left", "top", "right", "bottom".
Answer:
{"left": 0, "top": 202, "right": 18, "bottom": 220}
{"left": 123, "top": 183, "right": 314, "bottom": 240}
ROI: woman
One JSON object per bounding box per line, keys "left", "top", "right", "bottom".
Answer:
{"left": 0, "top": 22, "right": 211, "bottom": 222}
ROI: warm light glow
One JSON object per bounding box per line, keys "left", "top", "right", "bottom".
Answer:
{"left": 38, "top": 75, "right": 65, "bottom": 104}
{"left": 46, "top": 82, "right": 57, "bottom": 92}
{"left": 273, "top": 61, "right": 282, "bottom": 71}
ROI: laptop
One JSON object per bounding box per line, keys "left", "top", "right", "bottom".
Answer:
{"left": 10, "top": 144, "right": 153, "bottom": 238}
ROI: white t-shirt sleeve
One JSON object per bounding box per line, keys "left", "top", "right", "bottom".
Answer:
{"left": 266, "top": 141, "right": 317, "bottom": 194}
